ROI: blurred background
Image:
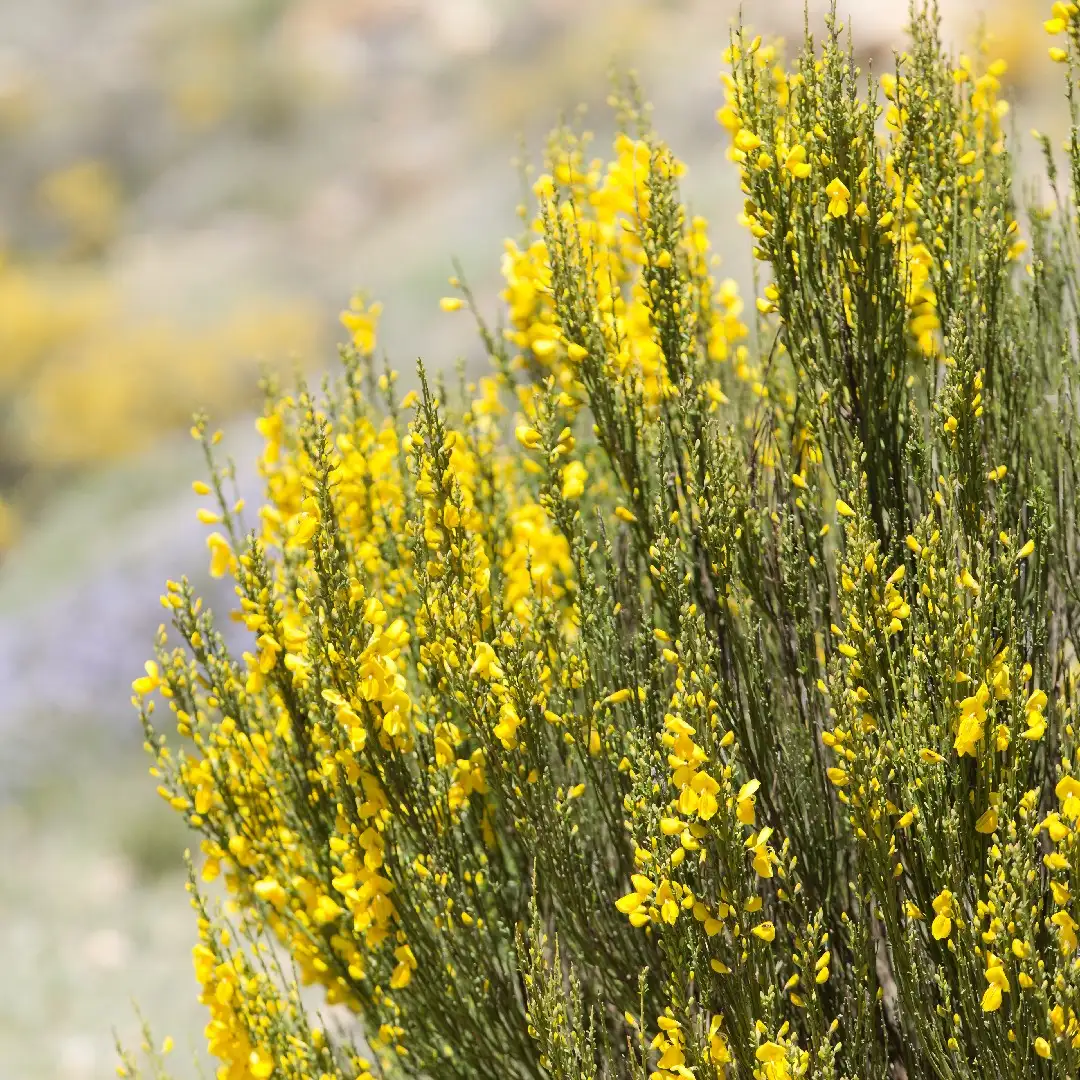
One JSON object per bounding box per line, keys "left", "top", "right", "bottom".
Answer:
{"left": 0, "top": 0, "right": 1059, "bottom": 1075}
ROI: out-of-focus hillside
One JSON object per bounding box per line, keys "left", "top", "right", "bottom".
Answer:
{"left": 0, "top": 0, "right": 1055, "bottom": 1076}
{"left": 0, "top": 0, "right": 1058, "bottom": 509}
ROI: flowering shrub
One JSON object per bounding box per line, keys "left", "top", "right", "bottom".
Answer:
{"left": 128, "top": 5, "right": 1080, "bottom": 1078}
{"left": 0, "top": 152, "right": 320, "bottom": 541}
{"left": 0, "top": 248, "right": 320, "bottom": 471}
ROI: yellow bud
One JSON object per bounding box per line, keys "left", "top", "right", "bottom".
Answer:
{"left": 515, "top": 426, "right": 542, "bottom": 450}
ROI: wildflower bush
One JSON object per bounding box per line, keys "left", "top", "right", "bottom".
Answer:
{"left": 0, "top": 150, "right": 320, "bottom": 554}
{"left": 129, "top": 5, "right": 1080, "bottom": 1078}
{"left": 0, "top": 246, "right": 319, "bottom": 490}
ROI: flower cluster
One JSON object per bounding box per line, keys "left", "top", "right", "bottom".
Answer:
{"left": 127, "top": 5, "right": 1080, "bottom": 1079}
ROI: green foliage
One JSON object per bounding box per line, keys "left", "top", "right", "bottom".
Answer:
{"left": 127, "top": 5, "right": 1080, "bottom": 1078}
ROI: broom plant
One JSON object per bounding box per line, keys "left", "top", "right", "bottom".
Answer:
{"left": 125, "top": 4, "right": 1080, "bottom": 1077}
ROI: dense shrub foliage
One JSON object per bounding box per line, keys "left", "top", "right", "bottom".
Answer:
{"left": 128, "top": 6, "right": 1080, "bottom": 1078}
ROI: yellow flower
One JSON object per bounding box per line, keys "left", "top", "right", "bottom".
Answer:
{"left": 469, "top": 642, "right": 504, "bottom": 680}
{"left": 981, "top": 953, "right": 1009, "bottom": 1012}
{"left": 494, "top": 702, "right": 523, "bottom": 749}
{"left": 1023, "top": 709, "right": 1047, "bottom": 741}
{"left": 515, "top": 425, "right": 542, "bottom": 450}
{"left": 390, "top": 943, "right": 417, "bottom": 988}
{"left": 708, "top": 1018, "right": 731, "bottom": 1067}
{"left": 131, "top": 660, "right": 161, "bottom": 697}
{"left": 339, "top": 294, "right": 382, "bottom": 354}
{"left": 737, "top": 778, "right": 760, "bottom": 825}
{"left": 825, "top": 177, "right": 851, "bottom": 217}
{"left": 249, "top": 1051, "right": 274, "bottom": 1079}
{"left": 756, "top": 1042, "right": 785, "bottom": 1063}
{"left": 954, "top": 712, "right": 989, "bottom": 756}
{"left": 975, "top": 806, "right": 998, "bottom": 834}
{"left": 981, "top": 983, "right": 1002, "bottom": 1013}
{"left": 1052, "top": 909, "right": 1078, "bottom": 952}
{"left": 748, "top": 827, "right": 775, "bottom": 877}
{"left": 1056, "top": 775, "right": 1080, "bottom": 816}
{"left": 784, "top": 144, "right": 812, "bottom": 179}
{"left": 734, "top": 128, "right": 762, "bottom": 154}
{"left": 954, "top": 685, "right": 989, "bottom": 757}
{"left": 561, "top": 460, "right": 588, "bottom": 500}
{"left": 931, "top": 889, "right": 955, "bottom": 940}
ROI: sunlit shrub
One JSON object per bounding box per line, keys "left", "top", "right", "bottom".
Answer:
{"left": 129, "top": 5, "right": 1080, "bottom": 1077}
